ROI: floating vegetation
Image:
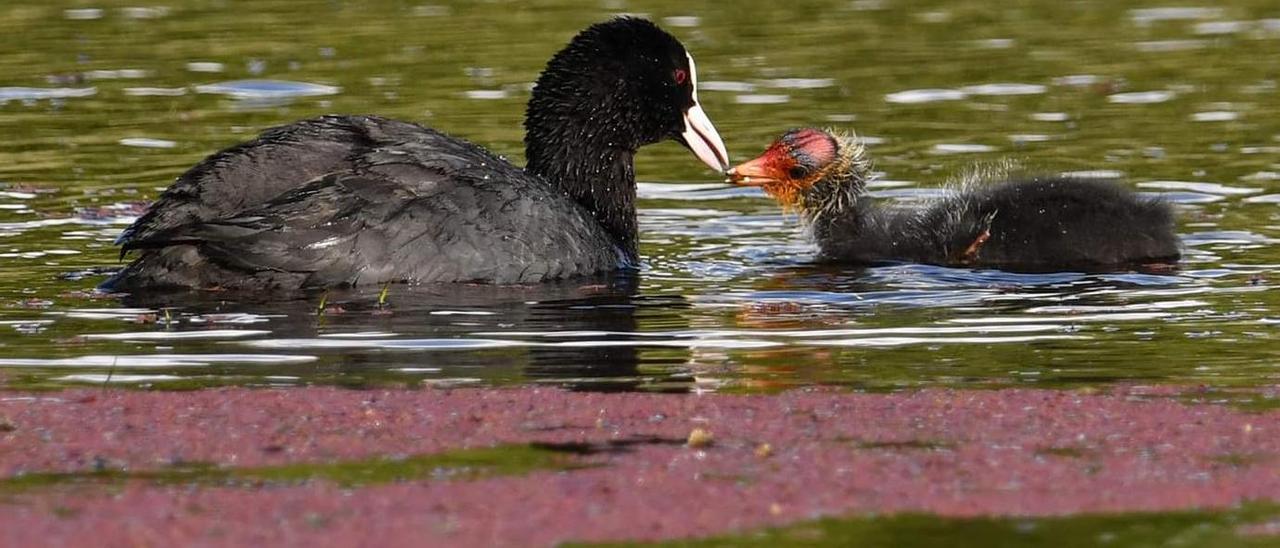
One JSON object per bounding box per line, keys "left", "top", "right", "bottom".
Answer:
{"left": 1, "top": 444, "right": 581, "bottom": 493}
{"left": 633, "top": 504, "right": 1280, "bottom": 547}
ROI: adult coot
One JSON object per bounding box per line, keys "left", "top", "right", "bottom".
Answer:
{"left": 102, "top": 18, "right": 729, "bottom": 291}
{"left": 728, "top": 128, "right": 1180, "bottom": 271}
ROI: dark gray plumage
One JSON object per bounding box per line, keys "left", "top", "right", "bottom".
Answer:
{"left": 816, "top": 176, "right": 1181, "bottom": 271}
{"left": 106, "top": 116, "right": 619, "bottom": 289}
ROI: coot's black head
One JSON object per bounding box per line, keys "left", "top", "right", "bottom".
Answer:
{"left": 525, "top": 17, "right": 729, "bottom": 173}
{"left": 727, "top": 128, "right": 869, "bottom": 212}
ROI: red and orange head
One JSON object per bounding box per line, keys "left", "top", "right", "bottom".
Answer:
{"left": 727, "top": 128, "right": 867, "bottom": 212}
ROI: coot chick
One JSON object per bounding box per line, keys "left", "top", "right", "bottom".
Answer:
{"left": 728, "top": 128, "right": 1180, "bottom": 271}
{"left": 102, "top": 18, "right": 729, "bottom": 291}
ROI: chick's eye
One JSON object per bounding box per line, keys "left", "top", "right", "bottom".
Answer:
{"left": 788, "top": 166, "right": 809, "bottom": 180}
{"left": 673, "top": 68, "right": 688, "bottom": 85}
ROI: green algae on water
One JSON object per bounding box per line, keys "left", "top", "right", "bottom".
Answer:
{"left": 1, "top": 444, "right": 579, "bottom": 493}
{"left": 854, "top": 439, "right": 954, "bottom": 451}
{"left": 608, "top": 504, "right": 1280, "bottom": 548}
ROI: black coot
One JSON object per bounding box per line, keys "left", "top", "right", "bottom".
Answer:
{"left": 729, "top": 128, "right": 1180, "bottom": 271}
{"left": 102, "top": 18, "right": 729, "bottom": 291}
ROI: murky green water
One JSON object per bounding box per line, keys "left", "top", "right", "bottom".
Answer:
{"left": 0, "top": 0, "right": 1277, "bottom": 391}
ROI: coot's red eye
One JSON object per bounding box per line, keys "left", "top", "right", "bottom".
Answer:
{"left": 673, "top": 68, "right": 687, "bottom": 85}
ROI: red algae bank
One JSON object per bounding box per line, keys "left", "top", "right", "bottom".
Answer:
{"left": 2, "top": 386, "right": 1279, "bottom": 546}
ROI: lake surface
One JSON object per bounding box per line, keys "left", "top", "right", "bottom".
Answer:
{"left": 0, "top": 0, "right": 1276, "bottom": 392}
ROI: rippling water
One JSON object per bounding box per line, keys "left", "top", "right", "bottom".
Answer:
{"left": 0, "top": 0, "right": 1276, "bottom": 391}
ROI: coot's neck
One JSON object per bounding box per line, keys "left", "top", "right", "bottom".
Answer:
{"left": 524, "top": 70, "right": 642, "bottom": 262}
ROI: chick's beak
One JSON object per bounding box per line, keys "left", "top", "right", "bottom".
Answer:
{"left": 726, "top": 155, "right": 780, "bottom": 187}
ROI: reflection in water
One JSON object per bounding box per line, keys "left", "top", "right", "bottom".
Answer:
{"left": 0, "top": 0, "right": 1276, "bottom": 392}
{"left": 101, "top": 273, "right": 661, "bottom": 391}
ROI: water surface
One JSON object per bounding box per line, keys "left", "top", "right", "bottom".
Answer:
{"left": 0, "top": 0, "right": 1277, "bottom": 392}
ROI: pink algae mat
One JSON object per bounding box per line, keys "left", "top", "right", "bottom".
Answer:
{"left": 1, "top": 385, "right": 1278, "bottom": 546}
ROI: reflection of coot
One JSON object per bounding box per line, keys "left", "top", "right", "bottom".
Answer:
{"left": 521, "top": 284, "right": 646, "bottom": 391}
{"left": 114, "top": 273, "right": 657, "bottom": 391}
{"left": 103, "top": 18, "right": 728, "bottom": 291}
{"left": 730, "top": 128, "right": 1181, "bottom": 272}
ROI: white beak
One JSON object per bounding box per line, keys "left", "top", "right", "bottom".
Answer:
{"left": 681, "top": 103, "right": 730, "bottom": 173}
